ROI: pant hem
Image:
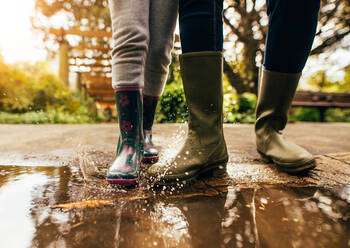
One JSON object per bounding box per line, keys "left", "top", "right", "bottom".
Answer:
{"left": 114, "top": 86, "right": 143, "bottom": 92}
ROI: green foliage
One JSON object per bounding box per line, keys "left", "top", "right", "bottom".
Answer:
{"left": 0, "top": 62, "right": 31, "bottom": 112}
{"left": 223, "top": 91, "right": 239, "bottom": 123}
{"left": 0, "top": 61, "right": 68, "bottom": 112}
{"left": 290, "top": 107, "right": 350, "bottom": 122}
{"left": 0, "top": 58, "right": 103, "bottom": 124}
{"left": 238, "top": 93, "right": 257, "bottom": 113}
{"left": 155, "top": 54, "right": 187, "bottom": 123}
{"left": 325, "top": 108, "right": 350, "bottom": 122}
{"left": 223, "top": 92, "right": 257, "bottom": 123}
{"left": 156, "top": 80, "right": 188, "bottom": 123}
{"left": 0, "top": 110, "right": 101, "bottom": 124}
{"left": 290, "top": 107, "right": 320, "bottom": 122}
{"left": 223, "top": 78, "right": 257, "bottom": 123}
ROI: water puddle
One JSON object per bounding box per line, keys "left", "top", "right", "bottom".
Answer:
{"left": 0, "top": 164, "right": 349, "bottom": 248}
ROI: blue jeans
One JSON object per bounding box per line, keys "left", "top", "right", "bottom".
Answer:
{"left": 263, "top": 0, "right": 320, "bottom": 73}
{"left": 179, "top": 0, "right": 223, "bottom": 53}
{"left": 179, "top": 0, "right": 320, "bottom": 73}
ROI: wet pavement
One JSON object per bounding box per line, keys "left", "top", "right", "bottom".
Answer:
{"left": 0, "top": 123, "right": 350, "bottom": 247}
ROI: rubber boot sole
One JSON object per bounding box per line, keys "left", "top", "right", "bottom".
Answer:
{"left": 258, "top": 150, "right": 316, "bottom": 174}
{"left": 142, "top": 155, "right": 159, "bottom": 164}
{"left": 106, "top": 178, "right": 138, "bottom": 186}
{"left": 151, "top": 158, "right": 228, "bottom": 186}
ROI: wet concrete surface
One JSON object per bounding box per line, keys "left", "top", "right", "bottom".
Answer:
{"left": 0, "top": 123, "right": 350, "bottom": 247}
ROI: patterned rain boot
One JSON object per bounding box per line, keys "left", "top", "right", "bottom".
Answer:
{"left": 142, "top": 94, "right": 160, "bottom": 164}
{"left": 107, "top": 87, "right": 144, "bottom": 186}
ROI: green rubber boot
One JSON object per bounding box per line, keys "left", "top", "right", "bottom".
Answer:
{"left": 255, "top": 69, "right": 316, "bottom": 174}
{"left": 107, "top": 87, "right": 143, "bottom": 186}
{"left": 147, "top": 52, "right": 228, "bottom": 185}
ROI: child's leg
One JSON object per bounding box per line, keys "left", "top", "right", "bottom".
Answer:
{"left": 107, "top": 0, "right": 151, "bottom": 186}
{"left": 142, "top": 0, "right": 179, "bottom": 164}
{"left": 143, "top": 0, "right": 179, "bottom": 97}
{"left": 109, "top": 0, "right": 150, "bottom": 89}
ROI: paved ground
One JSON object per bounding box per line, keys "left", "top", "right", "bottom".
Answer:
{"left": 1, "top": 123, "right": 350, "bottom": 248}
{"left": 0, "top": 123, "right": 349, "bottom": 192}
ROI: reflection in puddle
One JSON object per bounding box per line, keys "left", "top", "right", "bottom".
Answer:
{"left": 150, "top": 203, "right": 191, "bottom": 247}
{"left": 0, "top": 165, "right": 350, "bottom": 248}
{"left": 0, "top": 173, "right": 48, "bottom": 247}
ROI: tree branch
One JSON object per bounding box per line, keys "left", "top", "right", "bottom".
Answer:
{"left": 223, "top": 58, "right": 247, "bottom": 94}
{"left": 311, "top": 29, "right": 350, "bottom": 55}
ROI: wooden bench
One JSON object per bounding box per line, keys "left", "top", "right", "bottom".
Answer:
{"left": 292, "top": 91, "right": 350, "bottom": 121}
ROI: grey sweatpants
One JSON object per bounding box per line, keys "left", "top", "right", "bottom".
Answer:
{"left": 109, "top": 0, "right": 178, "bottom": 97}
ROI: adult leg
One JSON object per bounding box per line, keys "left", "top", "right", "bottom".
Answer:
{"left": 148, "top": 0, "right": 228, "bottom": 184}
{"left": 263, "top": 0, "right": 320, "bottom": 73}
{"left": 107, "top": 0, "right": 150, "bottom": 186}
{"left": 179, "top": 0, "right": 223, "bottom": 53}
{"left": 255, "top": 0, "right": 320, "bottom": 173}
{"left": 142, "top": 0, "right": 179, "bottom": 163}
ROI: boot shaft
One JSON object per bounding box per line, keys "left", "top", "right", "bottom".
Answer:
{"left": 179, "top": 51, "right": 224, "bottom": 144}
{"left": 115, "top": 88, "right": 143, "bottom": 141}
{"left": 143, "top": 94, "right": 159, "bottom": 131}
{"left": 255, "top": 69, "right": 301, "bottom": 132}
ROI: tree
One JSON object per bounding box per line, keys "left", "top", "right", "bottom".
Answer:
{"left": 34, "top": 0, "right": 110, "bottom": 32}
{"left": 33, "top": 0, "right": 111, "bottom": 58}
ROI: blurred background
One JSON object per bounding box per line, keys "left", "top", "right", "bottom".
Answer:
{"left": 0, "top": 0, "right": 349, "bottom": 124}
